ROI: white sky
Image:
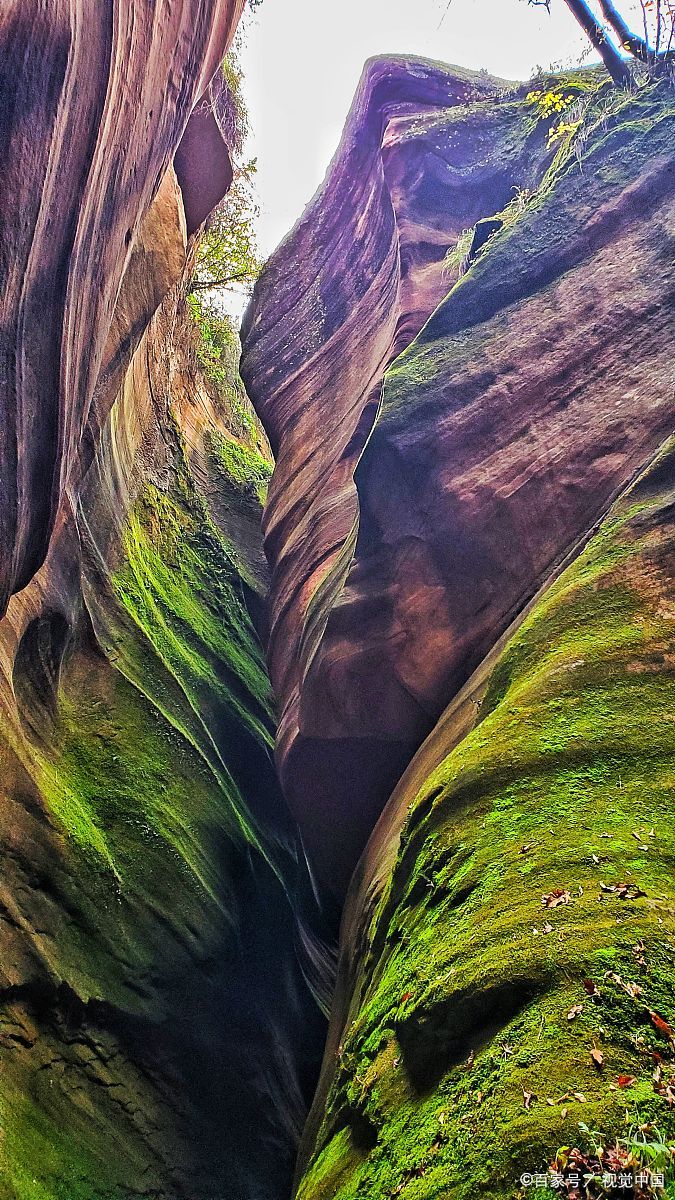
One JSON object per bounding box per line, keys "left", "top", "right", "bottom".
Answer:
{"left": 239, "top": 0, "right": 596, "bottom": 259}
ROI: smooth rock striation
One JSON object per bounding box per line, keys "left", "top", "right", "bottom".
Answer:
{"left": 0, "top": 0, "right": 243, "bottom": 614}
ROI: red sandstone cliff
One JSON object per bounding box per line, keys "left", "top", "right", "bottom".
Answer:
{"left": 0, "top": 6, "right": 327, "bottom": 1197}
{"left": 0, "top": 0, "right": 243, "bottom": 615}
{"left": 241, "top": 58, "right": 675, "bottom": 898}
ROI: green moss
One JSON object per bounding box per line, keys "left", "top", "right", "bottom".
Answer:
{"left": 382, "top": 82, "right": 674, "bottom": 422}
{"left": 0, "top": 1092, "right": 127, "bottom": 1200}
{"left": 0, "top": 409, "right": 290, "bottom": 1198}
{"left": 297, "top": 443, "right": 675, "bottom": 1199}
{"left": 207, "top": 428, "right": 273, "bottom": 504}
{"left": 35, "top": 473, "right": 280, "bottom": 890}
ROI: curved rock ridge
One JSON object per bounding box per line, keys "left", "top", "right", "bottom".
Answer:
{"left": 241, "top": 68, "right": 675, "bottom": 897}
{"left": 0, "top": 0, "right": 243, "bottom": 615}
{"left": 295, "top": 430, "right": 675, "bottom": 1200}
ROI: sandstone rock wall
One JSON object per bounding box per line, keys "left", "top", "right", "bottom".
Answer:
{"left": 0, "top": 0, "right": 243, "bottom": 614}
{"left": 0, "top": 5, "right": 327, "bottom": 1197}
{"left": 242, "top": 65, "right": 675, "bottom": 898}
{"left": 242, "top": 59, "right": 675, "bottom": 1200}
{"left": 295, "top": 432, "right": 675, "bottom": 1200}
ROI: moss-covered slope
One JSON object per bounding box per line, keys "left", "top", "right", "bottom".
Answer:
{"left": 0, "top": 298, "right": 325, "bottom": 1200}
{"left": 296, "top": 435, "right": 675, "bottom": 1199}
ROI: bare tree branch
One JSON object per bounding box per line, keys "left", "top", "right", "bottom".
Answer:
{"left": 597, "top": 0, "right": 652, "bottom": 60}
{"left": 190, "top": 272, "right": 253, "bottom": 291}
{"left": 560, "top": 0, "right": 633, "bottom": 83}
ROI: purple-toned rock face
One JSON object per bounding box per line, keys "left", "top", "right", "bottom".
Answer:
{"left": 242, "top": 58, "right": 675, "bottom": 898}
{"left": 0, "top": 0, "right": 242, "bottom": 615}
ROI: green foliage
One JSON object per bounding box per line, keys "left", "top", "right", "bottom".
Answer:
{"left": 442, "top": 228, "right": 474, "bottom": 285}
{"left": 221, "top": 48, "right": 248, "bottom": 155}
{"left": 526, "top": 87, "right": 584, "bottom": 147}
{"left": 526, "top": 88, "right": 578, "bottom": 119}
{"left": 189, "top": 38, "right": 262, "bottom": 298}
{"left": 187, "top": 294, "right": 241, "bottom": 391}
{"left": 186, "top": 293, "right": 267, "bottom": 451}
{"left": 190, "top": 158, "right": 261, "bottom": 293}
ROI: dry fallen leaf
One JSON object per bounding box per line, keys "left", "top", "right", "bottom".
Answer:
{"left": 572, "top": 1092, "right": 587, "bottom": 1103}
{"left": 591, "top": 1048, "right": 604, "bottom": 1069}
{"left": 582, "top": 979, "right": 599, "bottom": 997}
{"left": 542, "top": 888, "right": 572, "bottom": 909}
{"left": 600, "top": 881, "right": 647, "bottom": 901}
{"left": 542, "top": 921, "right": 553, "bottom": 934}
{"left": 649, "top": 1010, "right": 674, "bottom": 1041}
{"left": 604, "top": 970, "right": 642, "bottom": 999}
{"left": 567, "top": 1004, "right": 583, "bottom": 1021}
{"left": 400, "top": 991, "right": 414, "bottom": 1004}
{"left": 523, "top": 1090, "right": 534, "bottom": 1110}
{"left": 617, "top": 1074, "right": 636, "bottom": 1089}
{"left": 561, "top": 1106, "right": 568, "bottom": 1119}
{"left": 520, "top": 843, "right": 533, "bottom": 855}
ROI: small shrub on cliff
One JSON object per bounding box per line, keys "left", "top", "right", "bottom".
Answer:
{"left": 187, "top": 295, "right": 240, "bottom": 388}
{"left": 186, "top": 295, "right": 257, "bottom": 440}
{"left": 190, "top": 159, "right": 261, "bottom": 294}
{"left": 527, "top": 87, "right": 585, "bottom": 146}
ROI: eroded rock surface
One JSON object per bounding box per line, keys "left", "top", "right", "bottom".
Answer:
{"left": 0, "top": 282, "right": 326, "bottom": 1200}
{"left": 242, "top": 64, "right": 675, "bottom": 896}
{"left": 0, "top": 5, "right": 327, "bottom": 1197}
{"left": 0, "top": 0, "right": 243, "bottom": 614}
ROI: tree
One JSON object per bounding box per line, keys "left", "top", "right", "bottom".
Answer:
{"left": 189, "top": 158, "right": 261, "bottom": 293}
{"left": 186, "top": 39, "right": 262, "bottom": 400}
{"left": 527, "top": 0, "right": 675, "bottom": 84}
{"left": 189, "top": 41, "right": 262, "bottom": 296}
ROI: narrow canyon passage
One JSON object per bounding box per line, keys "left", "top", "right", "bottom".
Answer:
{"left": 0, "top": 4, "right": 674, "bottom": 1200}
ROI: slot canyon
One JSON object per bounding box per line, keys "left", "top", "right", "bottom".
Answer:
{"left": 0, "top": 3, "right": 673, "bottom": 1199}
